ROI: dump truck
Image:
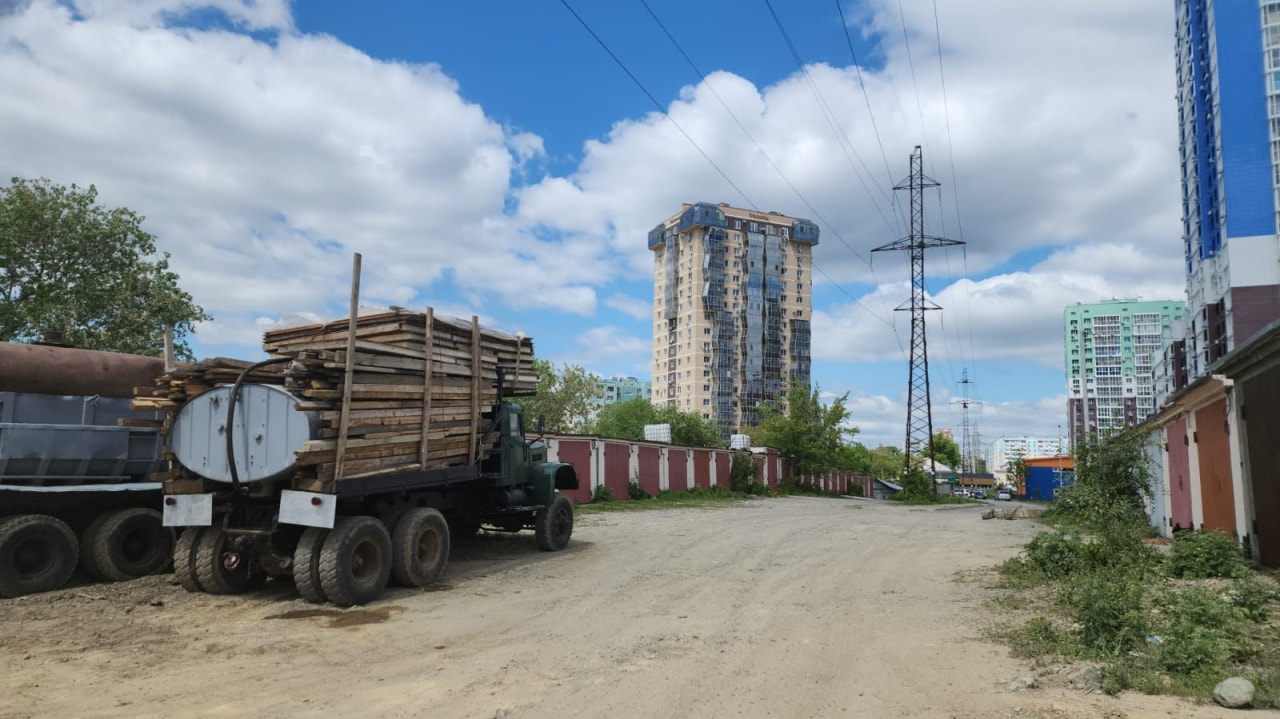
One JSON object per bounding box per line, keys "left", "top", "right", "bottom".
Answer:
{"left": 0, "top": 343, "right": 174, "bottom": 598}
{"left": 156, "top": 309, "right": 578, "bottom": 606}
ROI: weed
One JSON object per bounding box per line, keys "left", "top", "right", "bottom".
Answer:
{"left": 628, "top": 476, "right": 652, "bottom": 501}
{"left": 591, "top": 484, "right": 613, "bottom": 503}
{"left": 1228, "top": 575, "right": 1279, "bottom": 621}
{"left": 1025, "top": 530, "right": 1086, "bottom": 578}
{"left": 1166, "top": 530, "right": 1249, "bottom": 579}
{"left": 1004, "top": 616, "right": 1079, "bottom": 659}
{"left": 1156, "top": 586, "right": 1250, "bottom": 673}
{"left": 1068, "top": 568, "right": 1149, "bottom": 655}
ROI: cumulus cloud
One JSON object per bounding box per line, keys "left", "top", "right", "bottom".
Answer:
{"left": 604, "top": 293, "right": 652, "bottom": 321}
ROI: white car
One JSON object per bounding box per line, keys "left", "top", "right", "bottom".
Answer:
{"left": 996, "top": 489, "right": 1012, "bottom": 501}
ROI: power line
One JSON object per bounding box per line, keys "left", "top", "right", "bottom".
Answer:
{"left": 636, "top": 0, "right": 905, "bottom": 349}
{"left": 833, "top": 0, "right": 896, "bottom": 193}
{"left": 558, "top": 0, "right": 901, "bottom": 342}
{"left": 760, "top": 0, "right": 902, "bottom": 237}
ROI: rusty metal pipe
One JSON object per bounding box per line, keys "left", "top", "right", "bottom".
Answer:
{"left": 0, "top": 343, "right": 167, "bottom": 398}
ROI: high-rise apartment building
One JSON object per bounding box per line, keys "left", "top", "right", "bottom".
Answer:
{"left": 593, "top": 376, "right": 652, "bottom": 406}
{"left": 986, "top": 436, "right": 1064, "bottom": 475}
{"left": 1172, "top": 1, "right": 1280, "bottom": 383}
{"left": 648, "top": 202, "right": 819, "bottom": 433}
{"left": 1066, "top": 299, "right": 1185, "bottom": 445}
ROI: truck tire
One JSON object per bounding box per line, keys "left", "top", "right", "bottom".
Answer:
{"left": 80, "top": 508, "right": 175, "bottom": 582}
{"left": 534, "top": 495, "right": 574, "bottom": 552}
{"left": 292, "top": 527, "right": 328, "bottom": 604}
{"left": 319, "top": 516, "right": 392, "bottom": 607}
{"left": 391, "top": 508, "right": 449, "bottom": 588}
{"left": 0, "top": 515, "right": 78, "bottom": 598}
{"left": 195, "top": 527, "right": 264, "bottom": 595}
{"left": 173, "top": 527, "right": 205, "bottom": 592}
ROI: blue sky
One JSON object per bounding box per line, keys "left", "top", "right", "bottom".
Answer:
{"left": 0, "top": 0, "right": 1186, "bottom": 451}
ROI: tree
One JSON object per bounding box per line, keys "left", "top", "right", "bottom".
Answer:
{"left": 866, "top": 445, "right": 904, "bottom": 481}
{"left": 920, "top": 432, "right": 962, "bottom": 471}
{"left": 590, "top": 398, "right": 723, "bottom": 447}
{"left": 750, "top": 381, "right": 856, "bottom": 476}
{"left": 513, "top": 358, "right": 599, "bottom": 434}
{"left": 0, "top": 178, "right": 209, "bottom": 358}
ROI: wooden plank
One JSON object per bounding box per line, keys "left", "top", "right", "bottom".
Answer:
{"left": 470, "top": 315, "right": 480, "bottom": 464}
{"left": 334, "top": 252, "right": 361, "bottom": 480}
{"left": 421, "top": 307, "right": 433, "bottom": 467}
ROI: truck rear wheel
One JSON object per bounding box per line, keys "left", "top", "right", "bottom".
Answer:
{"left": 173, "top": 527, "right": 205, "bottom": 592}
{"left": 292, "top": 527, "right": 328, "bottom": 603}
{"left": 195, "top": 527, "right": 265, "bottom": 595}
{"left": 0, "top": 514, "right": 78, "bottom": 598}
{"left": 534, "top": 495, "right": 574, "bottom": 552}
{"left": 391, "top": 508, "right": 449, "bottom": 588}
{"left": 319, "top": 516, "right": 392, "bottom": 606}
{"left": 80, "top": 508, "right": 175, "bottom": 582}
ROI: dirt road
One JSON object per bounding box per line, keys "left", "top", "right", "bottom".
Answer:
{"left": 1, "top": 497, "right": 1273, "bottom": 718}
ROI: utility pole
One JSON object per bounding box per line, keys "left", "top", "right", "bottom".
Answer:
{"left": 952, "top": 369, "right": 983, "bottom": 475}
{"left": 873, "top": 146, "right": 964, "bottom": 478}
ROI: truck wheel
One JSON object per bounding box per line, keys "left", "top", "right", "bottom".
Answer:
{"left": 173, "top": 527, "right": 205, "bottom": 592}
{"left": 0, "top": 515, "right": 78, "bottom": 598}
{"left": 80, "top": 509, "right": 175, "bottom": 582}
{"left": 391, "top": 508, "right": 449, "bottom": 588}
{"left": 292, "top": 527, "right": 328, "bottom": 603}
{"left": 534, "top": 495, "right": 574, "bottom": 552}
{"left": 195, "top": 527, "right": 265, "bottom": 595}
{"left": 319, "top": 516, "right": 392, "bottom": 607}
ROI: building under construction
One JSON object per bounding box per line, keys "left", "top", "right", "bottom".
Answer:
{"left": 648, "top": 202, "right": 819, "bottom": 434}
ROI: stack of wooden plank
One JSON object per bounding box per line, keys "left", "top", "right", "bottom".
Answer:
{"left": 262, "top": 309, "right": 536, "bottom": 482}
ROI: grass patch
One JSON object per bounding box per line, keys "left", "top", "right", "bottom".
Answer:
{"left": 575, "top": 486, "right": 757, "bottom": 514}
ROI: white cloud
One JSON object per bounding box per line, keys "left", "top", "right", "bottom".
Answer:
{"left": 605, "top": 293, "right": 652, "bottom": 321}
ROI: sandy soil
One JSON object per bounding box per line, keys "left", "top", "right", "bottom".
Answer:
{"left": 1, "top": 497, "right": 1275, "bottom": 719}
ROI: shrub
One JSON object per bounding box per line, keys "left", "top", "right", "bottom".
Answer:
{"left": 1026, "top": 531, "right": 1087, "bottom": 578}
{"left": 1166, "top": 530, "right": 1249, "bottom": 579}
{"left": 728, "top": 451, "right": 758, "bottom": 494}
{"left": 628, "top": 476, "right": 652, "bottom": 501}
{"left": 1157, "top": 586, "right": 1251, "bottom": 674}
{"left": 1070, "top": 569, "right": 1149, "bottom": 654}
{"left": 592, "top": 484, "right": 613, "bottom": 503}
{"left": 1228, "top": 575, "right": 1279, "bottom": 621}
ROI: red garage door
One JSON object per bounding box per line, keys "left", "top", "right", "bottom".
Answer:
{"left": 667, "top": 450, "right": 688, "bottom": 492}
{"left": 693, "top": 450, "right": 711, "bottom": 489}
{"left": 638, "top": 445, "right": 661, "bottom": 496}
{"left": 1196, "top": 399, "right": 1236, "bottom": 535}
{"left": 1167, "top": 417, "right": 1193, "bottom": 532}
{"left": 555, "top": 439, "right": 593, "bottom": 505}
{"left": 714, "top": 450, "right": 730, "bottom": 489}
{"left": 604, "top": 441, "right": 631, "bottom": 500}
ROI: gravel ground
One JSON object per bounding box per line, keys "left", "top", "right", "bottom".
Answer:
{"left": 1, "top": 496, "right": 1274, "bottom": 718}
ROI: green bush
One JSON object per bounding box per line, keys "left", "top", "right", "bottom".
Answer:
{"left": 628, "top": 477, "right": 652, "bottom": 501}
{"left": 1070, "top": 569, "right": 1149, "bottom": 654}
{"left": 1228, "top": 575, "right": 1279, "bottom": 621}
{"left": 1157, "top": 586, "right": 1251, "bottom": 674}
{"left": 592, "top": 484, "right": 613, "bottom": 503}
{"left": 1167, "top": 530, "right": 1249, "bottom": 579}
{"left": 728, "top": 451, "right": 758, "bottom": 494}
{"left": 1026, "top": 531, "right": 1087, "bottom": 577}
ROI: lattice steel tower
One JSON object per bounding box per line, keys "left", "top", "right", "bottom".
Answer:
{"left": 872, "top": 146, "right": 964, "bottom": 476}
{"left": 953, "top": 369, "right": 983, "bottom": 474}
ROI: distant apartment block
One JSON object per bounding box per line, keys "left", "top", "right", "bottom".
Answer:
{"left": 1065, "top": 299, "right": 1185, "bottom": 445}
{"left": 986, "top": 436, "right": 1064, "bottom": 475}
{"left": 593, "top": 376, "right": 652, "bottom": 406}
{"left": 1172, "top": 0, "right": 1280, "bottom": 383}
{"left": 648, "top": 202, "right": 819, "bottom": 433}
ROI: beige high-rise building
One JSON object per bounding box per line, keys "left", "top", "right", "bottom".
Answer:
{"left": 648, "top": 202, "right": 820, "bottom": 435}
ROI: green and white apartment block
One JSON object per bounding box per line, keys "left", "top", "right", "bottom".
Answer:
{"left": 1065, "top": 299, "right": 1185, "bottom": 445}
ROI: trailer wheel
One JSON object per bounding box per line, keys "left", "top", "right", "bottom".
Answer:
{"left": 80, "top": 509, "right": 175, "bottom": 582}
{"left": 319, "top": 516, "right": 392, "bottom": 607}
{"left": 534, "top": 495, "right": 574, "bottom": 552}
{"left": 391, "top": 508, "right": 450, "bottom": 588}
{"left": 173, "top": 527, "right": 205, "bottom": 592}
{"left": 0, "top": 515, "right": 78, "bottom": 598}
{"left": 292, "top": 527, "right": 328, "bottom": 604}
{"left": 195, "top": 528, "right": 265, "bottom": 595}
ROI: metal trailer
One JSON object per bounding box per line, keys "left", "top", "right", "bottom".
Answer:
{"left": 0, "top": 391, "right": 174, "bottom": 597}
{"left": 163, "top": 371, "right": 579, "bottom": 606}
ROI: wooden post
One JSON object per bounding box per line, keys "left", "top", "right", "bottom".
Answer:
{"left": 163, "top": 325, "right": 175, "bottom": 372}
{"left": 470, "top": 315, "right": 481, "bottom": 464}
{"left": 419, "top": 307, "right": 434, "bottom": 468}
{"left": 334, "top": 253, "right": 362, "bottom": 480}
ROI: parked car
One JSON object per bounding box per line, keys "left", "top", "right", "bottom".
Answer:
{"left": 973, "top": 490, "right": 988, "bottom": 500}
{"left": 996, "top": 489, "right": 1012, "bottom": 501}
